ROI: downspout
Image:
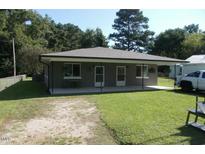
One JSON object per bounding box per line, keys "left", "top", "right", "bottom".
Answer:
{"left": 39, "top": 55, "right": 50, "bottom": 93}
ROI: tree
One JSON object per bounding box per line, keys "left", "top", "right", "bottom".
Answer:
{"left": 0, "top": 33, "right": 13, "bottom": 77}
{"left": 0, "top": 10, "right": 8, "bottom": 32}
{"left": 81, "top": 29, "right": 96, "bottom": 48}
{"left": 54, "top": 23, "right": 83, "bottom": 51}
{"left": 109, "top": 9, "right": 154, "bottom": 52}
{"left": 95, "top": 28, "right": 108, "bottom": 47}
{"left": 184, "top": 24, "right": 200, "bottom": 34}
{"left": 81, "top": 28, "right": 108, "bottom": 48}
{"left": 0, "top": 9, "right": 109, "bottom": 77}
{"left": 181, "top": 33, "right": 205, "bottom": 58}
{"left": 151, "top": 28, "right": 186, "bottom": 59}
{"left": 18, "top": 46, "right": 49, "bottom": 76}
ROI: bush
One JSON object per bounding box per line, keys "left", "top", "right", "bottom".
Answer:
{"left": 32, "top": 74, "right": 44, "bottom": 82}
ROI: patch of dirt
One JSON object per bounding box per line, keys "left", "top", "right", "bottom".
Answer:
{"left": 0, "top": 97, "right": 115, "bottom": 144}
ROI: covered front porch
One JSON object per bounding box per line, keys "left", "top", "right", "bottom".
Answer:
{"left": 49, "top": 85, "right": 173, "bottom": 95}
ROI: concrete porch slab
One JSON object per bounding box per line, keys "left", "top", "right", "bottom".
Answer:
{"left": 146, "top": 86, "right": 174, "bottom": 90}
{"left": 49, "top": 85, "right": 173, "bottom": 95}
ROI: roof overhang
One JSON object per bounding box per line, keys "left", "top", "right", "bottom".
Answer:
{"left": 40, "top": 55, "right": 188, "bottom": 66}
{"left": 183, "top": 63, "right": 205, "bottom": 65}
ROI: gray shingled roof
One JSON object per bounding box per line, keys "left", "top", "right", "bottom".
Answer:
{"left": 41, "top": 47, "right": 186, "bottom": 63}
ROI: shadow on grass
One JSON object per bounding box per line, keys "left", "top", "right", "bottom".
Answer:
{"left": 2, "top": 80, "right": 205, "bottom": 101}
{"left": 0, "top": 80, "right": 166, "bottom": 101}
{"left": 175, "top": 126, "right": 205, "bottom": 145}
{"left": 168, "top": 89, "right": 205, "bottom": 98}
{"left": 0, "top": 80, "right": 50, "bottom": 101}
{"left": 138, "top": 126, "right": 205, "bottom": 145}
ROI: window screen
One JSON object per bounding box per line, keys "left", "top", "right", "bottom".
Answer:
{"left": 64, "top": 63, "right": 81, "bottom": 79}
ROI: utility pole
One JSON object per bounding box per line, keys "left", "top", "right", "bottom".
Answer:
{"left": 12, "top": 38, "right": 16, "bottom": 76}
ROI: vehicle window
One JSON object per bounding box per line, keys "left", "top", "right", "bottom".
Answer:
{"left": 202, "top": 72, "right": 205, "bottom": 78}
{"left": 193, "top": 71, "right": 200, "bottom": 78}
{"left": 186, "top": 72, "right": 194, "bottom": 77}
{"left": 186, "top": 71, "right": 200, "bottom": 78}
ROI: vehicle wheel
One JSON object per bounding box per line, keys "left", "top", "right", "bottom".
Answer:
{"left": 180, "top": 81, "right": 193, "bottom": 92}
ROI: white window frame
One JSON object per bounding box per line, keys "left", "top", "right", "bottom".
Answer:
{"left": 136, "top": 65, "right": 149, "bottom": 79}
{"left": 64, "top": 63, "right": 81, "bottom": 79}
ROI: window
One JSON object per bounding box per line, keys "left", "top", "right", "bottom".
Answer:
{"left": 95, "top": 66, "right": 104, "bottom": 83}
{"left": 117, "top": 66, "right": 126, "bottom": 81}
{"left": 202, "top": 72, "right": 205, "bottom": 79}
{"left": 64, "top": 63, "right": 81, "bottom": 79}
{"left": 178, "top": 66, "right": 182, "bottom": 76}
{"left": 136, "top": 65, "right": 148, "bottom": 78}
{"left": 143, "top": 65, "right": 148, "bottom": 77}
{"left": 136, "top": 65, "right": 141, "bottom": 77}
{"left": 186, "top": 71, "right": 200, "bottom": 78}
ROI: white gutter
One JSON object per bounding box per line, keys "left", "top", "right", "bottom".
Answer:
{"left": 41, "top": 56, "right": 186, "bottom": 66}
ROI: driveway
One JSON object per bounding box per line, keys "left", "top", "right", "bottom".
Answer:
{"left": 0, "top": 97, "right": 115, "bottom": 144}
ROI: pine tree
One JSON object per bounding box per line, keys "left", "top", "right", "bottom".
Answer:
{"left": 109, "top": 9, "right": 154, "bottom": 52}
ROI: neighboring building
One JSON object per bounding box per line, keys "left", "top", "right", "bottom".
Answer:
{"left": 169, "top": 55, "right": 205, "bottom": 80}
{"left": 169, "top": 64, "right": 183, "bottom": 79}
{"left": 40, "top": 47, "right": 186, "bottom": 94}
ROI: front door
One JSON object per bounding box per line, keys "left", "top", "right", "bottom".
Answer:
{"left": 116, "top": 66, "right": 126, "bottom": 86}
{"left": 95, "top": 66, "right": 104, "bottom": 87}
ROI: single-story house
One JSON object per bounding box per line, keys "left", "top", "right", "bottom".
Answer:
{"left": 39, "top": 47, "right": 186, "bottom": 94}
{"left": 169, "top": 55, "right": 205, "bottom": 80}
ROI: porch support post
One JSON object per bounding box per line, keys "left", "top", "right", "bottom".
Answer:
{"left": 47, "top": 64, "right": 50, "bottom": 92}
{"left": 174, "top": 64, "right": 176, "bottom": 89}
{"left": 100, "top": 63, "right": 103, "bottom": 93}
{"left": 142, "top": 64, "right": 144, "bottom": 89}
{"left": 51, "top": 61, "right": 54, "bottom": 94}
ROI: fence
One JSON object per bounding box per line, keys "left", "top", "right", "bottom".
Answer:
{"left": 0, "top": 75, "right": 26, "bottom": 92}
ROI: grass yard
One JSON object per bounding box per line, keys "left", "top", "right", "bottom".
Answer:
{"left": 158, "top": 77, "right": 175, "bottom": 87}
{"left": 0, "top": 78, "right": 114, "bottom": 144}
{"left": 0, "top": 78, "right": 50, "bottom": 131}
{"left": 0, "top": 77, "right": 205, "bottom": 144}
{"left": 91, "top": 77, "right": 205, "bottom": 144}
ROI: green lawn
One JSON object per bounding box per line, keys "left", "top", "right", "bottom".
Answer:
{"left": 158, "top": 77, "right": 175, "bottom": 87}
{"left": 0, "top": 77, "right": 205, "bottom": 144}
{"left": 91, "top": 78, "right": 205, "bottom": 144}
{"left": 0, "top": 78, "right": 113, "bottom": 144}
{"left": 0, "top": 78, "right": 50, "bottom": 130}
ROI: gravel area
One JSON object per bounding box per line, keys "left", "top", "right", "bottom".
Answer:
{"left": 0, "top": 97, "right": 115, "bottom": 144}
